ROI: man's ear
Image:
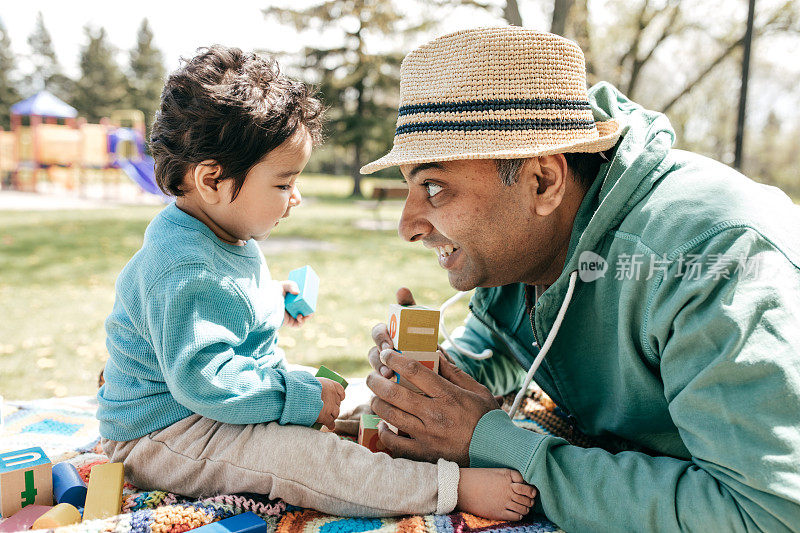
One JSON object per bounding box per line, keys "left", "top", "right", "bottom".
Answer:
{"left": 191, "top": 160, "right": 225, "bottom": 204}
{"left": 520, "top": 155, "right": 568, "bottom": 217}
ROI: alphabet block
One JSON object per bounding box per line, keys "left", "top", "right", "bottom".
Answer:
{"left": 0, "top": 504, "right": 51, "bottom": 532}
{"left": 284, "top": 265, "right": 319, "bottom": 318}
{"left": 32, "top": 502, "right": 81, "bottom": 529}
{"left": 52, "top": 462, "right": 87, "bottom": 507}
{"left": 192, "top": 511, "right": 267, "bottom": 533}
{"left": 393, "top": 351, "right": 440, "bottom": 394}
{"left": 312, "top": 366, "right": 349, "bottom": 430}
{"left": 0, "top": 447, "right": 52, "bottom": 518}
{"left": 388, "top": 305, "right": 440, "bottom": 352}
{"left": 357, "top": 414, "right": 389, "bottom": 454}
{"left": 82, "top": 462, "right": 123, "bottom": 521}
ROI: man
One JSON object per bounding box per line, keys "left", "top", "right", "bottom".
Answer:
{"left": 359, "top": 27, "right": 800, "bottom": 531}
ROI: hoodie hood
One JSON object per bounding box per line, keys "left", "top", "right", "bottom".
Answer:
{"left": 534, "top": 82, "right": 676, "bottom": 340}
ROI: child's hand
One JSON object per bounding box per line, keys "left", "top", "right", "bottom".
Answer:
{"left": 281, "top": 280, "right": 312, "bottom": 327}
{"left": 315, "top": 377, "right": 346, "bottom": 431}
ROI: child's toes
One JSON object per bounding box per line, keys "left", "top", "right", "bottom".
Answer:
{"left": 508, "top": 469, "right": 524, "bottom": 484}
{"left": 512, "top": 481, "right": 538, "bottom": 499}
{"left": 497, "top": 509, "right": 525, "bottom": 522}
{"left": 511, "top": 492, "right": 534, "bottom": 508}
{"left": 506, "top": 501, "right": 530, "bottom": 517}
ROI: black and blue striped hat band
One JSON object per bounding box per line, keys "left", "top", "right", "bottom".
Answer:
{"left": 361, "top": 27, "right": 623, "bottom": 175}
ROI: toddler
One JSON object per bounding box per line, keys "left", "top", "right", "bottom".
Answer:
{"left": 97, "top": 45, "right": 536, "bottom": 520}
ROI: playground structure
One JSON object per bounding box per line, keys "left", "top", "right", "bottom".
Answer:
{"left": 0, "top": 90, "right": 166, "bottom": 200}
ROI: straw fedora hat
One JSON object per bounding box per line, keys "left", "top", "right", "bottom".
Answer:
{"left": 361, "top": 27, "right": 623, "bottom": 174}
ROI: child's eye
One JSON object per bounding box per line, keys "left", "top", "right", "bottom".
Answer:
{"left": 277, "top": 185, "right": 292, "bottom": 191}
{"left": 424, "top": 182, "right": 443, "bottom": 198}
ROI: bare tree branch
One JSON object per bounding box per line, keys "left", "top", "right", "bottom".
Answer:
{"left": 551, "top": 0, "right": 574, "bottom": 35}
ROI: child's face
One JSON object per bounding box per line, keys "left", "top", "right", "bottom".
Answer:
{"left": 218, "top": 127, "right": 312, "bottom": 242}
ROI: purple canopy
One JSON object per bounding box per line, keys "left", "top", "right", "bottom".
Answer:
{"left": 10, "top": 90, "right": 78, "bottom": 118}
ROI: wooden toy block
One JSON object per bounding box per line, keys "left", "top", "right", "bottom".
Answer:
{"left": 284, "top": 265, "right": 320, "bottom": 318}
{"left": 312, "top": 366, "right": 349, "bottom": 430}
{"left": 32, "top": 502, "right": 81, "bottom": 529}
{"left": 0, "top": 504, "right": 51, "bottom": 532}
{"left": 388, "top": 304, "right": 440, "bottom": 352}
{"left": 192, "top": 511, "right": 267, "bottom": 532}
{"left": 52, "top": 462, "right": 87, "bottom": 507}
{"left": 358, "top": 414, "right": 389, "bottom": 454}
{"left": 393, "top": 351, "right": 440, "bottom": 394}
{"left": 82, "top": 462, "right": 123, "bottom": 522}
{"left": 0, "top": 447, "right": 53, "bottom": 518}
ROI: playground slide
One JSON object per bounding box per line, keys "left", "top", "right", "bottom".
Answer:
{"left": 116, "top": 155, "right": 166, "bottom": 198}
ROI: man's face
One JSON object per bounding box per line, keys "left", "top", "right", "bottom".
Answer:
{"left": 398, "top": 159, "right": 556, "bottom": 290}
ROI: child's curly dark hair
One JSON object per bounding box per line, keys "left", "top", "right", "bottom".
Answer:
{"left": 150, "top": 45, "right": 323, "bottom": 200}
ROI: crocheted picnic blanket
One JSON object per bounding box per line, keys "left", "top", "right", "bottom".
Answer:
{"left": 0, "top": 388, "right": 610, "bottom": 533}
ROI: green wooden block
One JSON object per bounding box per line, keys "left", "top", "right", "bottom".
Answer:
{"left": 361, "top": 413, "right": 382, "bottom": 429}
{"left": 315, "top": 365, "right": 348, "bottom": 389}
{"left": 312, "top": 366, "right": 348, "bottom": 430}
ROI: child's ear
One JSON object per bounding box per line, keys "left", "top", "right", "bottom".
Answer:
{"left": 192, "top": 160, "right": 225, "bottom": 204}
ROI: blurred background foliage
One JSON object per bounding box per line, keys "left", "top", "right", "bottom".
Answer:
{"left": 0, "top": 0, "right": 799, "bottom": 196}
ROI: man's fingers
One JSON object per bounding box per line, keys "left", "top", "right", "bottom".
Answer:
{"left": 377, "top": 422, "right": 429, "bottom": 461}
{"left": 368, "top": 345, "right": 394, "bottom": 378}
{"left": 367, "top": 370, "right": 427, "bottom": 425}
{"left": 395, "top": 287, "right": 416, "bottom": 306}
{"left": 380, "top": 349, "right": 445, "bottom": 398}
{"left": 371, "top": 323, "right": 393, "bottom": 349}
{"left": 370, "top": 396, "right": 424, "bottom": 436}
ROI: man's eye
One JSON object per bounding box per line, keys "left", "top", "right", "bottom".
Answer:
{"left": 424, "top": 183, "right": 443, "bottom": 197}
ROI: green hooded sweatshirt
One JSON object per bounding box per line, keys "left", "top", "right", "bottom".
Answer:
{"left": 447, "top": 83, "right": 800, "bottom": 532}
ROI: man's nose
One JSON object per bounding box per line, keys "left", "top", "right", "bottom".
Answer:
{"left": 398, "top": 193, "right": 432, "bottom": 243}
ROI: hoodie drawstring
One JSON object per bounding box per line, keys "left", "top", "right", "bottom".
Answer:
{"left": 508, "top": 270, "right": 579, "bottom": 419}
{"left": 439, "top": 291, "right": 494, "bottom": 360}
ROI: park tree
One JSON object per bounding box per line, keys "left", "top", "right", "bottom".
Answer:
{"left": 0, "top": 17, "right": 20, "bottom": 129}
{"left": 128, "top": 19, "right": 166, "bottom": 136}
{"left": 265, "top": 0, "right": 432, "bottom": 197}
{"left": 71, "top": 26, "right": 130, "bottom": 122}
{"left": 25, "top": 12, "right": 72, "bottom": 100}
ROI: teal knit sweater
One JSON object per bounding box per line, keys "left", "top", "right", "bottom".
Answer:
{"left": 97, "top": 203, "right": 323, "bottom": 441}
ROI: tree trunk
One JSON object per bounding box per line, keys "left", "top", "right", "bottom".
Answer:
{"left": 734, "top": 0, "right": 757, "bottom": 170}
{"left": 350, "top": 143, "right": 363, "bottom": 197}
{"left": 569, "top": 0, "right": 594, "bottom": 82}
{"left": 504, "top": 0, "right": 523, "bottom": 26}
{"left": 551, "top": 0, "right": 575, "bottom": 36}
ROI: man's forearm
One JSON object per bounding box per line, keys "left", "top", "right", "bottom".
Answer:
{"left": 470, "top": 410, "right": 800, "bottom": 532}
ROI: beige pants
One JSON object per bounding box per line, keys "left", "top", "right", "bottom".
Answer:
{"left": 101, "top": 414, "right": 459, "bottom": 517}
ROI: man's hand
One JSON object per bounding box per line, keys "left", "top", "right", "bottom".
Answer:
{"left": 315, "top": 377, "right": 346, "bottom": 431}
{"left": 366, "top": 350, "right": 500, "bottom": 466}
{"left": 281, "top": 280, "right": 311, "bottom": 327}
{"left": 369, "top": 287, "right": 453, "bottom": 378}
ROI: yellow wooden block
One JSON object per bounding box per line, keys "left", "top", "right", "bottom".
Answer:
{"left": 394, "top": 351, "right": 440, "bottom": 394}
{"left": 0, "top": 447, "right": 53, "bottom": 518}
{"left": 82, "top": 463, "right": 124, "bottom": 522}
{"left": 388, "top": 304, "right": 440, "bottom": 352}
{"left": 32, "top": 502, "right": 81, "bottom": 529}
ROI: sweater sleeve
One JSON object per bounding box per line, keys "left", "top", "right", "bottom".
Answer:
{"left": 443, "top": 313, "right": 527, "bottom": 396}
{"left": 144, "top": 266, "right": 323, "bottom": 426}
{"left": 470, "top": 231, "right": 800, "bottom": 532}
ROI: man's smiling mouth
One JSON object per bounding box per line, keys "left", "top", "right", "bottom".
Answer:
{"left": 435, "top": 244, "right": 459, "bottom": 259}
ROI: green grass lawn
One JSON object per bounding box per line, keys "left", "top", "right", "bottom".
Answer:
{"left": 0, "top": 175, "right": 469, "bottom": 400}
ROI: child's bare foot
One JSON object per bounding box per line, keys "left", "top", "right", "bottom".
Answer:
{"left": 456, "top": 468, "right": 537, "bottom": 521}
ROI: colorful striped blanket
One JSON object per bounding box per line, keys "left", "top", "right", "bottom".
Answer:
{"left": 0, "top": 388, "right": 604, "bottom": 533}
